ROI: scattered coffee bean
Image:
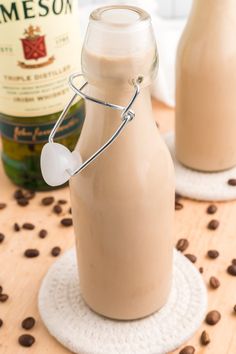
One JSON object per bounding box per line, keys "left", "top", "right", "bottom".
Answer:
{"left": 24, "top": 190, "right": 35, "bottom": 200}
{"left": 179, "top": 345, "right": 195, "bottom": 354}
{"left": 185, "top": 254, "right": 197, "bottom": 263}
{"left": 207, "top": 204, "right": 217, "bottom": 214}
{"left": 207, "top": 250, "right": 219, "bottom": 259}
{"left": 207, "top": 219, "right": 219, "bottom": 230}
{"left": 18, "top": 334, "right": 35, "bottom": 347}
{"left": 228, "top": 179, "right": 236, "bottom": 186}
{"left": 14, "top": 189, "right": 35, "bottom": 201}
{"left": 200, "top": 330, "right": 210, "bottom": 346}
{"left": 0, "top": 233, "right": 5, "bottom": 243}
{"left": 232, "top": 259, "right": 236, "bottom": 266}
{"left": 24, "top": 249, "right": 39, "bottom": 258}
{"left": 53, "top": 205, "right": 62, "bottom": 214}
{"left": 0, "top": 294, "right": 9, "bottom": 303}
{"left": 14, "top": 189, "right": 24, "bottom": 200}
{"left": 0, "top": 203, "right": 7, "bottom": 210}
{"left": 17, "top": 198, "right": 29, "bottom": 207}
{"left": 205, "top": 310, "right": 221, "bottom": 325}
{"left": 58, "top": 199, "right": 67, "bottom": 205}
{"left": 0, "top": 319, "right": 3, "bottom": 328}
{"left": 176, "top": 238, "right": 189, "bottom": 252}
{"left": 61, "top": 218, "right": 73, "bottom": 227}
{"left": 14, "top": 223, "right": 21, "bottom": 232}
{"left": 175, "top": 192, "right": 182, "bottom": 202}
{"left": 38, "top": 229, "right": 47, "bottom": 239}
{"left": 199, "top": 267, "right": 204, "bottom": 274}
{"left": 175, "top": 201, "right": 183, "bottom": 210}
{"left": 51, "top": 246, "right": 61, "bottom": 257}
{"left": 22, "top": 317, "right": 36, "bottom": 330}
{"left": 227, "top": 264, "right": 236, "bottom": 276}
{"left": 233, "top": 305, "right": 236, "bottom": 313}
{"left": 41, "top": 197, "right": 54, "bottom": 206}
{"left": 209, "top": 276, "right": 220, "bottom": 289}
{"left": 22, "top": 223, "right": 35, "bottom": 230}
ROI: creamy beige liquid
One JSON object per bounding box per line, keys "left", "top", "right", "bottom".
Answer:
{"left": 176, "top": 0, "right": 236, "bottom": 171}
{"left": 70, "top": 43, "right": 174, "bottom": 320}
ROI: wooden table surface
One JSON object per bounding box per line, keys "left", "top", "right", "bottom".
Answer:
{"left": 0, "top": 100, "right": 236, "bottom": 354}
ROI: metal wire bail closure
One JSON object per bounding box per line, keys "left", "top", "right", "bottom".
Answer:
{"left": 40, "top": 72, "right": 140, "bottom": 187}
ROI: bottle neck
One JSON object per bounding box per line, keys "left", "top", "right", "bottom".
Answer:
{"left": 77, "top": 84, "right": 154, "bottom": 162}
{"left": 85, "top": 84, "right": 152, "bottom": 124}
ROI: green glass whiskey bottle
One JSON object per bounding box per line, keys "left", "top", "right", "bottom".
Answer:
{"left": 0, "top": 0, "right": 85, "bottom": 190}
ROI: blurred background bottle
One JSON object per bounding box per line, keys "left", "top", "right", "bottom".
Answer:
{"left": 0, "top": 0, "right": 85, "bottom": 190}
{"left": 175, "top": 0, "right": 236, "bottom": 172}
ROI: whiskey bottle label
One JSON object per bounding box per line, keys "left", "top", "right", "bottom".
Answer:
{"left": 0, "top": 0, "right": 83, "bottom": 117}
{"left": 0, "top": 108, "right": 84, "bottom": 143}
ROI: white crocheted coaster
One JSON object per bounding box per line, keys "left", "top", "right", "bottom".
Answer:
{"left": 38, "top": 248, "right": 207, "bottom": 354}
{"left": 165, "top": 132, "right": 236, "bottom": 201}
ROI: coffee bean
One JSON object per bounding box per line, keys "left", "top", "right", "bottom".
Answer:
{"left": 17, "top": 198, "right": 29, "bottom": 207}
{"left": 24, "top": 249, "right": 39, "bottom": 258}
{"left": 199, "top": 267, "right": 204, "bottom": 274}
{"left": 51, "top": 246, "right": 61, "bottom": 257}
{"left": 207, "top": 250, "right": 219, "bottom": 259}
{"left": 14, "top": 223, "right": 21, "bottom": 232}
{"left": 22, "top": 317, "right": 36, "bottom": 330}
{"left": 61, "top": 218, "right": 73, "bottom": 227}
{"left": 14, "top": 189, "right": 24, "bottom": 200}
{"left": 207, "top": 204, "right": 217, "bottom": 214}
{"left": 0, "top": 294, "right": 9, "bottom": 303}
{"left": 209, "top": 276, "right": 220, "bottom": 289}
{"left": 176, "top": 238, "right": 189, "bottom": 252}
{"left": 227, "top": 264, "right": 236, "bottom": 276}
{"left": 18, "top": 334, "right": 35, "bottom": 347}
{"left": 22, "top": 223, "right": 35, "bottom": 230}
{"left": 200, "top": 330, "right": 210, "bottom": 346}
{"left": 179, "top": 345, "right": 195, "bottom": 354}
{"left": 232, "top": 259, "right": 236, "bottom": 266}
{"left": 0, "top": 233, "right": 5, "bottom": 243}
{"left": 175, "top": 192, "right": 182, "bottom": 201}
{"left": 205, "top": 310, "right": 221, "bottom": 325}
{"left": 228, "top": 179, "right": 236, "bottom": 186}
{"left": 24, "top": 190, "right": 35, "bottom": 200}
{"left": 185, "top": 254, "right": 197, "bottom": 263}
{"left": 207, "top": 219, "right": 219, "bottom": 230}
{"left": 58, "top": 199, "right": 67, "bottom": 205}
{"left": 38, "top": 229, "right": 47, "bottom": 239}
{"left": 175, "top": 202, "right": 183, "bottom": 210}
{"left": 0, "top": 203, "right": 7, "bottom": 210}
{"left": 233, "top": 305, "right": 236, "bottom": 313}
{"left": 0, "top": 319, "right": 3, "bottom": 328}
{"left": 68, "top": 208, "right": 72, "bottom": 214}
{"left": 41, "top": 197, "right": 54, "bottom": 206}
{"left": 53, "top": 205, "right": 62, "bottom": 214}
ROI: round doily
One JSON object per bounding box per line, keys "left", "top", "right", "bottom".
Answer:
{"left": 38, "top": 248, "right": 207, "bottom": 354}
{"left": 165, "top": 132, "right": 236, "bottom": 201}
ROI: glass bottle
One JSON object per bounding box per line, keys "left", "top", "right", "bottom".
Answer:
{"left": 0, "top": 0, "right": 85, "bottom": 190}
{"left": 70, "top": 5, "right": 175, "bottom": 320}
{"left": 176, "top": 0, "right": 236, "bottom": 171}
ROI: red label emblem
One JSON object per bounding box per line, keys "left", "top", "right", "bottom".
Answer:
{"left": 21, "top": 35, "right": 47, "bottom": 60}
{"left": 21, "top": 25, "right": 47, "bottom": 61}
{"left": 19, "top": 25, "right": 54, "bottom": 69}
